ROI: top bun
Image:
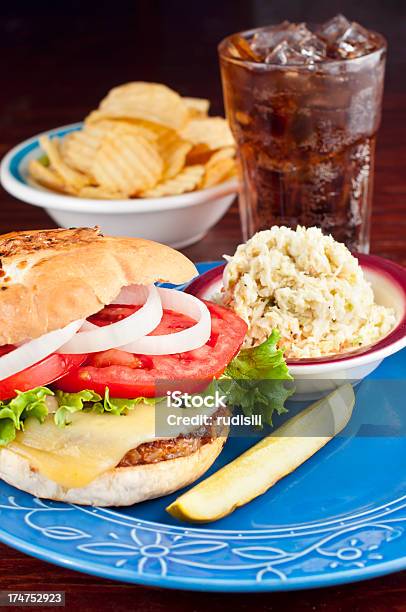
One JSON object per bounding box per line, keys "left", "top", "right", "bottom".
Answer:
{"left": 0, "top": 227, "right": 197, "bottom": 344}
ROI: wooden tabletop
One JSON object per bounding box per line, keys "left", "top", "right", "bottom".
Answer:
{"left": 0, "top": 1, "right": 405, "bottom": 609}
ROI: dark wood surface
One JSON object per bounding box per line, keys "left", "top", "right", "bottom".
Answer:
{"left": 0, "top": 1, "right": 405, "bottom": 610}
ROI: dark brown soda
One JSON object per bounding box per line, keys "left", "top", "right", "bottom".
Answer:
{"left": 219, "top": 27, "right": 386, "bottom": 252}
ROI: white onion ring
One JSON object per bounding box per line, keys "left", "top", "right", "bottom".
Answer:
{"left": 57, "top": 285, "right": 162, "bottom": 354}
{"left": 0, "top": 319, "right": 83, "bottom": 382}
{"left": 119, "top": 287, "right": 211, "bottom": 355}
{"left": 111, "top": 284, "right": 148, "bottom": 305}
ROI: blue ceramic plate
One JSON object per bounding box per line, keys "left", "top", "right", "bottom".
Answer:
{"left": 0, "top": 262, "right": 404, "bottom": 591}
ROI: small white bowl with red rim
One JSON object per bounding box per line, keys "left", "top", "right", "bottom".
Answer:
{"left": 186, "top": 254, "right": 406, "bottom": 400}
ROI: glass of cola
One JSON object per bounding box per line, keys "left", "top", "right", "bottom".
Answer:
{"left": 218, "top": 15, "right": 387, "bottom": 252}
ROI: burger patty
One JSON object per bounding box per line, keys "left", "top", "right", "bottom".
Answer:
{"left": 118, "top": 408, "right": 229, "bottom": 467}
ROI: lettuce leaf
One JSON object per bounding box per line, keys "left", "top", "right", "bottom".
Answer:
{"left": 53, "top": 389, "right": 101, "bottom": 427}
{"left": 0, "top": 387, "right": 53, "bottom": 446}
{"left": 54, "top": 388, "right": 156, "bottom": 427}
{"left": 219, "top": 330, "right": 294, "bottom": 427}
{"left": 38, "top": 154, "right": 50, "bottom": 167}
{"left": 0, "top": 387, "right": 157, "bottom": 442}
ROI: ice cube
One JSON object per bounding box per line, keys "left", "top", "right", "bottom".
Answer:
{"left": 298, "top": 35, "right": 327, "bottom": 61}
{"left": 335, "top": 22, "right": 377, "bottom": 59}
{"left": 287, "top": 23, "right": 314, "bottom": 45}
{"left": 265, "top": 40, "right": 309, "bottom": 66}
{"left": 228, "top": 35, "right": 263, "bottom": 61}
{"left": 250, "top": 21, "right": 293, "bottom": 57}
{"left": 265, "top": 35, "right": 326, "bottom": 66}
{"left": 316, "top": 14, "right": 351, "bottom": 44}
{"left": 250, "top": 22, "right": 313, "bottom": 60}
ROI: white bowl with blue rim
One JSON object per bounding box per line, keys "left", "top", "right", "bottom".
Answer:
{"left": 0, "top": 123, "right": 238, "bottom": 249}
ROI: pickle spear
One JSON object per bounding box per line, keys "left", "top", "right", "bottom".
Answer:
{"left": 166, "top": 384, "right": 355, "bottom": 523}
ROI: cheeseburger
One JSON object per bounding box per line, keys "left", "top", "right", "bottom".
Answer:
{"left": 0, "top": 227, "right": 290, "bottom": 506}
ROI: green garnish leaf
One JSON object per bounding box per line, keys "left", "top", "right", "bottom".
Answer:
{"left": 54, "top": 388, "right": 157, "bottom": 427}
{"left": 0, "top": 387, "right": 53, "bottom": 446}
{"left": 37, "top": 154, "right": 50, "bottom": 167}
{"left": 0, "top": 386, "right": 157, "bottom": 440}
{"left": 220, "top": 330, "right": 294, "bottom": 427}
{"left": 54, "top": 389, "right": 102, "bottom": 427}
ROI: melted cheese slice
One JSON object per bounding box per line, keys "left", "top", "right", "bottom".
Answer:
{"left": 9, "top": 402, "right": 216, "bottom": 489}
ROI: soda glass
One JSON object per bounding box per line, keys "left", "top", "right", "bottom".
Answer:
{"left": 218, "top": 17, "right": 387, "bottom": 252}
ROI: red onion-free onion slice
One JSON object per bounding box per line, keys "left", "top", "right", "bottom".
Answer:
{"left": 57, "top": 285, "right": 162, "bottom": 354}
{"left": 0, "top": 319, "right": 84, "bottom": 382}
{"left": 119, "top": 287, "right": 211, "bottom": 355}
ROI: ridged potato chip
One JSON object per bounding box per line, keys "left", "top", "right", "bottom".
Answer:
{"left": 61, "top": 130, "right": 101, "bottom": 175}
{"left": 180, "top": 117, "right": 234, "bottom": 150}
{"left": 61, "top": 122, "right": 158, "bottom": 177}
{"left": 202, "top": 157, "right": 236, "bottom": 189}
{"left": 29, "top": 82, "right": 236, "bottom": 199}
{"left": 158, "top": 131, "right": 192, "bottom": 179}
{"left": 98, "top": 82, "right": 189, "bottom": 131}
{"left": 224, "top": 162, "right": 238, "bottom": 180}
{"left": 91, "top": 133, "right": 163, "bottom": 196}
{"left": 84, "top": 116, "right": 159, "bottom": 142}
{"left": 28, "top": 159, "right": 67, "bottom": 193}
{"left": 185, "top": 143, "right": 212, "bottom": 166}
{"left": 142, "top": 165, "right": 204, "bottom": 197}
{"left": 78, "top": 185, "right": 126, "bottom": 200}
{"left": 183, "top": 97, "right": 210, "bottom": 118}
{"left": 186, "top": 144, "right": 236, "bottom": 169}
{"left": 86, "top": 112, "right": 181, "bottom": 142}
{"left": 39, "top": 136, "right": 89, "bottom": 190}
{"left": 85, "top": 110, "right": 108, "bottom": 124}
{"left": 208, "top": 147, "right": 236, "bottom": 164}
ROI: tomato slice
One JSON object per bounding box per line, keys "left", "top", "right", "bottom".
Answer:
{"left": 56, "top": 301, "right": 247, "bottom": 398}
{"left": 0, "top": 353, "right": 88, "bottom": 401}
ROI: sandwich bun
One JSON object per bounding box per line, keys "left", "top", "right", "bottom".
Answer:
{"left": 0, "top": 436, "right": 226, "bottom": 506}
{"left": 0, "top": 227, "right": 197, "bottom": 345}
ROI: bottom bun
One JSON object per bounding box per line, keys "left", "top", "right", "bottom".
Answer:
{"left": 0, "top": 436, "right": 227, "bottom": 506}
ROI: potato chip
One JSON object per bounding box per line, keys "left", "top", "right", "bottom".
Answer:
{"left": 207, "top": 147, "right": 236, "bottom": 164}
{"left": 179, "top": 117, "right": 234, "bottom": 150}
{"left": 28, "top": 159, "right": 67, "bottom": 193}
{"left": 142, "top": 165, "right": 205, "bottom": 197}
{"left": 91, "top": 133, "right": 163, "bottom": 196}
{"left": 39, "top": 136, "right": 89, "bottom": 190}
{"left": 32, "top": 82, "right": 233, "bottom": 200}
{"left": 158, "top": 131, "right": 192, "bottom": 179}
{"left": 86, "top": 112, "right": 172, "bottom": 141}
{"left": 61, "top": 130, "right": 101, "bottom": 175}
{"left": 84, "top": 110, "right": 107, "bottom": 124}
{"left": 61, "top": 120, "right": 160, "bottom": 176}
{"left": 202, "top": 157, "right": 236, "bottom": 189}
{"left": 119, "top": 119, "right": 168, "bottom": 139}
{"left": 185, "top": 143, "right": 213, "bottom": 166}
{"left": 98, "top": 82, "right": 189, "bottom": 130}
{"left": 183, "top": 97, "right": 210, "bottom": 118}
{"left": 78, "top": 185, "right": 126, "bottom": 200}
{"left": 186, "top": 144, "right": 236, "bottom": 167}
{"left": 84, "top": 116, "right": 158, "bottom": 142}
{"left": 224, "top": 163, "right": 238, "bottom": 180}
